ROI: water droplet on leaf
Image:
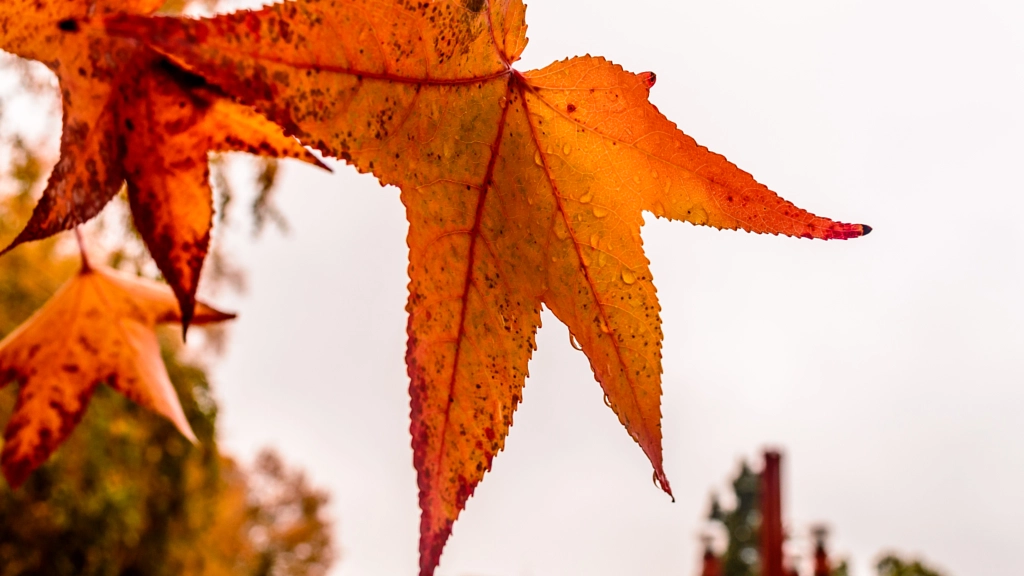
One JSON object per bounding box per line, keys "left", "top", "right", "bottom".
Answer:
{"left": 621, "top": 269, "right": 636, "bottom": 284}
{"left": 569, "top": 333, "right": 583, "bottom": 351}
{"left": 579, "top": 192, "right": 593, "bottom": 204}
{"left": 534, "top": 151, "right": 543, "bottom": 166}
{"left": 592, "top": 206, "right": 608, "bottom": 218}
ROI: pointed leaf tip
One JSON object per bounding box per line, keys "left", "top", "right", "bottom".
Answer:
{"left": 861, "top": 224, "right": 872, "bottom": 236}
{"left": 419, "top": 524, "right": 451, "bottom": 576}
{"left": 308, "top": 153, "right": 333, "bottom": 172}
{"left": 180, "top": 302, "right": 195, "bottom": 342}
{"left": 179, "top": 420, "right": 198, "bottom": 444}
{"left": 181, "top": 302, "right": 237, "bottom": 339}
{"left": 191, "top": 304, "right": 236, "bottom": 325}
{"left": 3, "top": 457, "right": 33, "bottom": 490}
{"left": 654, "top": 468, "right": 674, "bottom": 500}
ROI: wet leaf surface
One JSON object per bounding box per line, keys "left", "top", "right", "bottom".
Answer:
{"left": 93, "top": 1, "right": 864, "bottom": 573}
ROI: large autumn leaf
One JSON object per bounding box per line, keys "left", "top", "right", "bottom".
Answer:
{"left": 0, "top": 0, "right": 322, "bottom": 328}
{"left": 0, "top": 257, "right": 234, "bottom": 489}
{"left": 110, "top": 1, "right": 870, "bottom": 573}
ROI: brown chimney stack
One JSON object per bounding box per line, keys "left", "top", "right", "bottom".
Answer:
{"left": 813, "top": 526, "right": 831, "bottom": 576}
{"left": 761, "top": 450, "right": 784, "bottom": 576}
{"left": 700, "top": 538, "right": 722, "bottom": 576}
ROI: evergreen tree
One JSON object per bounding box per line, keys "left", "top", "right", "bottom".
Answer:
{"left": 709, "top": 462, "right": 762, "bottom": 576}
{"left": 707, "top": 460, "right": 850, "bottom": 576}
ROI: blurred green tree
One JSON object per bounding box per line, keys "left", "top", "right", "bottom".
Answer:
{"left": 709, "top": 462, "right": 762, "bottom": 576}
{"left": 706, "top": 460, "right": 850, "bottom": 576}
{"left": 876, "top": 554, "right": 947, "bottom": 576}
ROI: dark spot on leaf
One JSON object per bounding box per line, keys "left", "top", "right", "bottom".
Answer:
{"left": 463, "top": 0, "right": 485, "bottom": 12}
{"left": 58, "top": 19, "right": 79, "bottom": 33}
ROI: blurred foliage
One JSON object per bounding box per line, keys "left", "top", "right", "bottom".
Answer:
{"left": 709, "top": 462, "right": 762, "bottom": 576}
{"left": 707, "top": 459, "right": 953, "bottom": 576}
{"left": 876, "top": 554, "right": 947, "bottom": 576}
{"left": 251, "top": 157, "right": 289, "bottom": 236}
{"left": 707, "top": 461, "right": 850, "bottom": 576}
{"left": 0, "top": 347, "right": 334, "bottom": 576}
{"left": 0, "top": 146, "right": 334, "bottom": 576}
{"left": 0, "top": 13, "right": 334, "bottom": 573}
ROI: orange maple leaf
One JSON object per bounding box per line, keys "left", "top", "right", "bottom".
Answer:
{"left": 0, "top": 255, "right": 234, "bottom": 489}
{"left": 0, "top": 0, "right": 324, "bottom": 328}
{"left": 110, "top": 1, "right": 870, "bottom": 573}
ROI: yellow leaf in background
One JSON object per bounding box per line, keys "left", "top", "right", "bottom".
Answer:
{"left": 0, "top": 261, "right": 233, "bottom": 488}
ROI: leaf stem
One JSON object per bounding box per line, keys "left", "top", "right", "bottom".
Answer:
{"left": 75, "top": 227, "right": 91, "bottom": 271}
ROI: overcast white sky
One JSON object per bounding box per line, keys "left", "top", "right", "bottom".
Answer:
{"left": 198, "top": 1, "right": 1024, "bottom": 575}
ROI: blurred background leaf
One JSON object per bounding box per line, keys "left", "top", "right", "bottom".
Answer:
{"left": 0, "top": 1, "right": 334, "bottom": 572}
